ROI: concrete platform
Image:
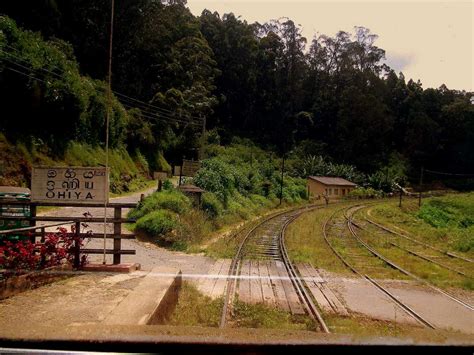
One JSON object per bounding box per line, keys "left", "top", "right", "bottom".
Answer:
{"left": 104, "top": 266, "right": 182, "bottom": 325}
{"left": 82, "top": 263, "right": 141, "bottom": 273}
{"left": 0, "top": 266, "right": 182, "bottom": 330}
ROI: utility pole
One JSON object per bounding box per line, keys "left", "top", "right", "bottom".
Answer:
{"left": 179, "top": 157, "right": 184, "bottom": 187}
{"left": 399, "top": 186, "right": 403, "bottom": 208}
{"left": 103, "top": 0, "right": 115, "bottom": 265}
{"left": 279, "top": 154, "right": 285, "bottom": 205}
{"left": 418, "top": 166, "right": 424, "bottom": 207}
{"left": 199, "top": 114, "right": 206, "bottom": 160}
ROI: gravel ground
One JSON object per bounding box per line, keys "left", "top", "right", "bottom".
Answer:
{"left": 319, "top": 269, "right": 474, "bottom": 334}
{"left": 37, "top": 187, "right": 216, "bottom": 275}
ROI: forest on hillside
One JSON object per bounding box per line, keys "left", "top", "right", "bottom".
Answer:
{"left": 0, "top": 0, "right": 473, "bottom": 190}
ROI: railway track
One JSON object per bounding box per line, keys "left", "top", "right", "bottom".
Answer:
{"left": 219, "top": 204, "right": 330, "bottom": 332}
{"left": 348, "top": 208, "right": 474, "bottom": 309}
{"left": 323, "top": 205, "right": 474, "bottom": 331}
{"left": 322, "top": 205, "right": 436, "bottom": 328}
{"left": 364, "top": 216, "right": 474, "bottom": 265}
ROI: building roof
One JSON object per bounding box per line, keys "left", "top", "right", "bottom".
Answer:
{"left": 0, "top": 186, "right": 31, "bottom": 201}
{"left": 0, "top": 186, "right": 31, "bottom": 195}
{"left": 178, "top": 184, "right": 205, "bottom": 193}
{"left": 308, "top": 176, "right": 357, "bottom": 187}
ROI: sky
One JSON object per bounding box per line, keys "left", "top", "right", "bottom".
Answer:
{"left": 186, "top": 0, "right": 473, "bottom": 92}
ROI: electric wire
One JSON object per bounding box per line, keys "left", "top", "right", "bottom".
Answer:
{"left": 424, "top": 169, "right": 474, "bottom": 177}
{"left": 0, "top": 57, "right": 201, "bottom": 126}
{"left": 1, "top": 45, "right": 205, "bottom": 122}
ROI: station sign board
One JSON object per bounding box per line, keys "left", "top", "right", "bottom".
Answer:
{"left": 181, "top": 160, "right": 201, "bottom": 177}
{"left": 153, "top": 171, "right": 168, "bottom": 180}
{"left": 31, "top": 167, "right": 109, "bottom": 204}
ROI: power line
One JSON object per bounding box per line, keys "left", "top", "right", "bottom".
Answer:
{"left": 4, "top": 66, "right": 48, "bottom": 84}
{"left": 113, "top": 90, "right": 203, "bottom": 121}
{"left": 0, "top": 57, "right": 201, "bottom": 126}
{"left": 0, "top": 47, "right": 65, "bottom": 80}
{"left": 116, "top": 95, "right": 199, "bottom": 123}
{"left": 121, "top": 102, "right": 201, "bottom": 126}
{"left": 424, "top": 169, "right": 474, "bottom": 177}
{"left": 1, "top": 62, "right": 201, "bottom": 127}
{"left": 1, "top": 45, "right": 205, "bottom": 122}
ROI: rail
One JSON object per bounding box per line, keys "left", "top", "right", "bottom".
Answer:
{"left": 346, "top": 208, "right": 474, "bottom": 311}
{"left": 322, "top": 205, "right": 436, "bottom": 329}
{"left": 220, "top": 203, "right": 330, "bottom": 332}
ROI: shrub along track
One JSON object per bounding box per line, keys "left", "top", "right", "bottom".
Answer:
{"left": 220, "top": 204, "right": 330, "bottom": 333}
{"left": 364, "top": 215, "right": 474, "bottom": 266}
{"left": 323, "top": 204, "right": 474, "bottom": 331}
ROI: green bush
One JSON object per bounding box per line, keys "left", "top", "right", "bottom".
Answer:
{"left": 201, "top": 192, "right": 223, "bottom": 218}
{"left": 226, "top": 199, "right": 250, "bottom": 219}
{"left": 135, "top": 210, "right": 178, "bottom": 236}
{"left": 162, "top": 179, "right": 174, "bottom": 190}
{"left": 347, "top": 187, "right": 382, "bottom": 199}
{"left": 417, "top": 204, "right": 454, "bottom": 228}
{"left": 194, "top": 158, "right": 233, "bottom": 202}
{"left": 129, "top": 190, "right": 191, "bottom": 219}
{"left": 249, "top": 194, "right": 271, "bottom": 207}
{"left": 417, "top": 196, "right": 474, "bottom": 229}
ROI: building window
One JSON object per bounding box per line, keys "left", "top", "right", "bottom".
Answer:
{"left": 335, "top": 188, "right": 339, "bottom": 195}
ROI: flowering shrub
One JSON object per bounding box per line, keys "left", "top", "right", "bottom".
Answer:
{"left": 0, "top": 227, "right": 88, "bottom": 279}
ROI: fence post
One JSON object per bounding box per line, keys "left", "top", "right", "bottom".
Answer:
{"left": 399, "top": 188, "right": 403, "bottom": 208}
{"left": 113, "top": 207, "right": 121, "bottom": 264}
{"left": 74, "top": 221, "right": 80, "bottom": 269}
{"left": 40, "top": 227, "right": 46, "bottom": 243}
{"left": 40, "top": 226, "right": 46, "bottom": 266}
{"left": 29, "top": 204, "right": 37, "bottom": 243}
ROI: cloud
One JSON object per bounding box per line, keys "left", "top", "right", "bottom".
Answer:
{"left": 383, "top": 53, "right": 414, "bottom": 73}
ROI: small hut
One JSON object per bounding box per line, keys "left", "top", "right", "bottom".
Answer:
{"left": 307, "top": 176, "right": 356, "bottom": 200}
{"left": 178, "top": 184, "right": 205, "bottom": 206}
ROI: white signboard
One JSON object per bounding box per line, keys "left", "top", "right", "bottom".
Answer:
{"left": 31, "top": 167, "right": 109, "bottom": 204}
{"left": 182, "top": 160, "right": 201, "bottom": 177}
{"left": 153, "top": 171, "right": 168, "bottom": 180}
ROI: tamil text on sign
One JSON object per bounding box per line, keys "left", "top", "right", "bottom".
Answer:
{"left": 181, "top": 160, "right": 201, "bottom": 177}
{"left": 31, "top": 167, "right": 109, "bottom": 204}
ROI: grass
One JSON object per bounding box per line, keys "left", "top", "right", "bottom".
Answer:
{"left": 284, "top": 199, "right": 473, "bottom": 288}
{"left": 36, "top": 206, "right": 60, "bottom": 214}
{"left": 369, "top": 194, "right": 474, "bottom": 258}
{"left": 231, "top": 301, "right": 314, "bottom": 330}
{"left": 285, "top": 203, "right": 355, "bottom": 275}
{"left": 323, "top": 312, "right": 425, "bottom": 337}
{"left": 167, "top": 282, "right": 314, "bottom": 330}
{"left": 166, "top": 283, "right": 462, "bottom": 339}
{"left": 204, "top": 200, "right": 312, "bottom": 259}
{"left": 167, "top": 282, "right": 223, "bottom": 327}
{"left": 109, "top": 179, "right": 156, "bottom": 198}
{"left": 353, "top": 208, "right": 473, "bottom": 290}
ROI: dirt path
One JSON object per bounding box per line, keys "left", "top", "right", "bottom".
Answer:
{"left": 38, "top": 187, "right": 215, "bottom": 275}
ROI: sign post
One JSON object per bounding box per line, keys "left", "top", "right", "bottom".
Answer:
{"left": 31, "top": 167, "right": 109, "bottom": 204}
{"left": 181, "top": 160, "right": 201, "bottom": 177}
{"left": 153, "top": 171, "right": 168, "bottom": 192}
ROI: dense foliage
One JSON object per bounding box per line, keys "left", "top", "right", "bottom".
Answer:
{"left": 129, "top": 141, "right": 308, "bottom": 249}
{"left": 195, "top": 141, "right": 308, "bottom": 204}
{"left": 1, "top": 1, "right": 473, "bottom": 188}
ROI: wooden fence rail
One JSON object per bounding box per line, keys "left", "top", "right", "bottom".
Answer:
{"left": 0, "top": 201, "right": 138, "bottom": 265}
